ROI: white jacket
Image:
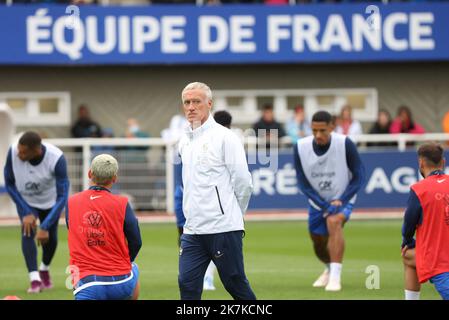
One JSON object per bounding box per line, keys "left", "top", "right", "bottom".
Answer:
{"left": 178, "top": 115, "right": 253, "bottom": 234}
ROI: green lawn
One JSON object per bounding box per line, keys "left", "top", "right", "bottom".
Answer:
{"left": 0, "top": 220, "right": 440, "bottom": 300}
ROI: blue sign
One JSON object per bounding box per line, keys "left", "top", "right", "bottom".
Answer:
{"left": 248, "top": 150, "right": 449, "bottom": 210}
{"left": 0, "top": 3, "right": 448, "bottom": 64}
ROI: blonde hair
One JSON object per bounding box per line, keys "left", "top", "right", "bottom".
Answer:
{"left": 90, "top": 154, "right": 118, "bottom": 186}
{"left": 182, "top": 82, "right": 212, "bottom": 102}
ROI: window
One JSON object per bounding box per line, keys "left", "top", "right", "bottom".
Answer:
{"left": 0, "top": 92, "right": 71, "bottom": 126}
{"left": 213, "top": 88, "right": 377, "bottom": 125}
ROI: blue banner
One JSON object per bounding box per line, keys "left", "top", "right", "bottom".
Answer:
{"left": 248, "top": 150, "right": 449, "bottom": 210}
{"left": 0, "top": 3, "right": 448, "bottom": 64}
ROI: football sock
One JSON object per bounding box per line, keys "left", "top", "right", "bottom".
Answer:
{"left": 329, "top": 263, "right": 342, "bottom": 282}
{"left": 39, "top": 262, "right": 50, "bottom": 271}
{"left": 29, "top": 271, "right": 41, "bottom": 282}
{"left": 405, "top": 290, "right": 420, "bottom": 300}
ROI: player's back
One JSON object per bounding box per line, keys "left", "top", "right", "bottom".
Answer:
{"left": 67, "top": 188, "right": 131, "bottom": 280}
{"left": 412, "top": 174, "right": 449, "bottom": 282}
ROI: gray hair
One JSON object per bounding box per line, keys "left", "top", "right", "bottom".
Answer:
{"left": 90, "top": 154, "right": 118, "bottom": 186}
{"left": 182, "top": 82, "right": 213, "bottom": 102}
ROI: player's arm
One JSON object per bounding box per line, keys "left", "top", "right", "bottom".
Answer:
{"left": 224, "top": 132, "right": 253, "bottom": 214}
{"left": 39, "top": 155, "right": 70, "bottom": 231}
{"left": 293, "top": 144, "right": 329, "bottom": 211}
{"left": 3, "top": 148, "right": 34, "bottom": 218}
{"left": 339, "top": 138, "right": 366, "bottom": 206}
{"left": 123, "top": 203, "right": 142, "bottom": 262}
{"left": 401, "top": 189, "right": 423, "bottom": 251}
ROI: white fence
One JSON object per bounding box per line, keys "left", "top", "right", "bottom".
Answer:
{"left": 44, "top": 133, "right": 449, "bottom": 213}
{"left": 2, "top": 133, "right": 449, "bottom": 218}
{"left": 46, "top": 138, "right": 175, "bottom": 213}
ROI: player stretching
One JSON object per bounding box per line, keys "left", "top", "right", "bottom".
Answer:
{"left": 67, "top": 154, "right": 142, "bottom": 300}
{"left": 293, "top": 111, "right": 365, "bottom": 291}
{"left": 402, "top": 143, "right": 449, "bottom": 300}
{"left": 3, "top": 131, "right": 69, "bottom": 293}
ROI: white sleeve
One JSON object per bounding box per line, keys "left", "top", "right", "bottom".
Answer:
{"left": 223, "top": 131, "right": 253, "bottom": 214}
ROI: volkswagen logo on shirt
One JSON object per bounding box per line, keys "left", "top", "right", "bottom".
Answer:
{"left": 83, "top": 211, "right": 103, "bottom": 228}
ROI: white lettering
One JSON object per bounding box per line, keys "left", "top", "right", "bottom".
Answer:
{"left": 199, "top": 16, "right": 228, "bottom": 53}
{"left": 118, "top": 16, "right": 131, "bottom": 54}
{"left": 384, "top": 13, "right": 408, "bottom": 51}
{"left": 53, "top": 16, "right": 85, "bottom": 60}
{"left": 252, "top": 169, "right": 276, "bottom": 196}
{"left": 321, "top": 14, "right": 352, "bottom": 51}
{"left": 230, "top": 15, "right": 256, "bottom": 53}
{"left": 86, "top": 16, "right": 116, "bottom": 54}
{"left": 391, "top": 167, "right": 417, "bottom": 193}
{"left": 365, "top": 168, "right": 393, "bottom": 194}
{"left": 133, "top": 16, "right": 160, "bottom": 54}
{"left": 268, "top": 15, "right": 291, "bottom": 53}
{"left": 292, "top": 15, "right": 320, "bottom": 52}
{"left": 410, "top": 13, "right": 434, "bottom": 50}
{"left": 276, "top": 164, "right": 299, "bottom": 195}
{"left": 353, "top": 14, "right": 382, "bottom": 51}
{"left": 161, "top": 16, "right": 187, "bottom": 53}
{"left": 27, "top": 9, "right": 53, "bottom": 54}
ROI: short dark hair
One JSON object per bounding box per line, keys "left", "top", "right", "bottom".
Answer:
{"left": 418, "top": 142, "right": 444, "bottom": 167}
{"left": 262, "top": 104, "right": 273, "bottom": 111}
{"left": 312, "top": 111, "right": 332, "bottom": 124}
{"left": 18, "top": 131, "right": 42, "bottom": 149}
{"left": 214, "top": 110, "right": 232, "bottom": 129}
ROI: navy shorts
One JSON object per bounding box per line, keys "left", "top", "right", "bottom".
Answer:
{"left": 74, "top": 263, "right": 139, "bottom": 300}
{"left": 308, "top": 203, "right": 354, "bottom": 236}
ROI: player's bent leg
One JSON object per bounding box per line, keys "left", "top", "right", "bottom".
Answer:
{"left": 21, "top": 228, "right": 41, "bottom": 293}
{"left": 402, "top": 248, "right": 421, "bottom": 299}
{"left": 308, "top": 207, "right": 331, "bottom": 263}
{"left": 40, "top": 220, "right": 58, "bottom": 290}
{"left": 325, "top": 213, "right": 346, "bottom": 292}
{"left": 326, "top": 213, "right": 346, "bottom": 263}
{"left": 309, "top": 233, "right": 330, "bottom": 288}
{"left": 178, "top": 234, "right": 211, "bottom": 300}
{"left": 309, "top": 233, "right": 330, "bottom": 264}
{"left": 308, "top": 207, "right": 331, "bottom": 289}
{"left": 41, "top": 220, "right": 58, "bottom": 266}
{"left": 212, "top": 231, "right": 256, "bottom": 300}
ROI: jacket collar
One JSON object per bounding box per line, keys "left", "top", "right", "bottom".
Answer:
{"left": 185, "top": 113, "right": 216, "bottom": 140}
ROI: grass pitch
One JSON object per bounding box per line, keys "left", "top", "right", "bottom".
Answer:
{"left": 0, "top": 220, "right": 441, "bottom": 300}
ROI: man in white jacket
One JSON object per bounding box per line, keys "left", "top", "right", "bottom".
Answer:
{"left": 177, "top": 82, "right": 256, "bottom": 300}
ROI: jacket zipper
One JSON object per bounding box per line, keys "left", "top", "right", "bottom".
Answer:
{"left": 215, "top": 186, "right": 225, "bottom": 215}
